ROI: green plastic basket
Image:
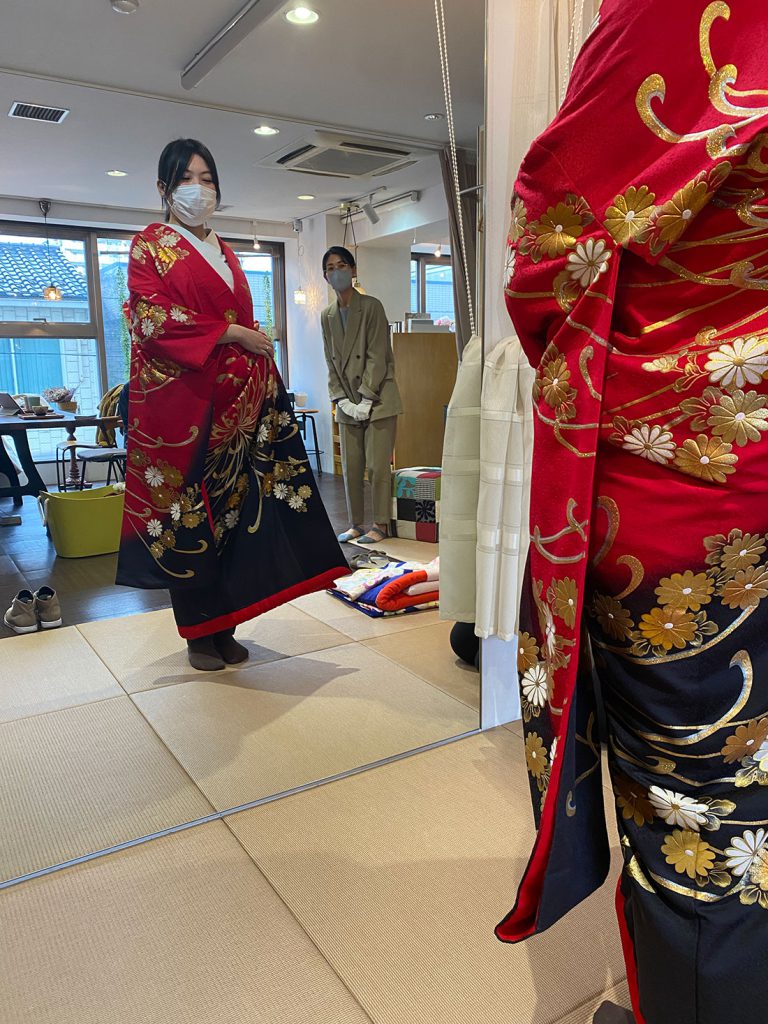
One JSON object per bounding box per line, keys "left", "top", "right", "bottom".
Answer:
{"left": 39, "top": 485, "right": 125, "bottom": 558}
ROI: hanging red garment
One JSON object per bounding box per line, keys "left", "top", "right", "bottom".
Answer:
{"left": 115, "top": 222, "right": 347, "bottom": 637}
{"left": 497, "top": 4, "right": 768, "bottom": 1021}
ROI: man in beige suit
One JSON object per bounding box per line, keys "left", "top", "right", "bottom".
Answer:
{"left": 321, "top": 246, "right": 402, "bottom": 545}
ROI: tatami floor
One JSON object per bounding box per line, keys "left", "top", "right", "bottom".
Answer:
{"left": 0, "top": 483, "right": 630, "bottom": 1023}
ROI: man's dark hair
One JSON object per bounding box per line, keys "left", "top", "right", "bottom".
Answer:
{"left": 157, "top": 139, "right": 221, "bottom": 218}
{"left": 322, "top": 245, "right": 357, "bottom": 273}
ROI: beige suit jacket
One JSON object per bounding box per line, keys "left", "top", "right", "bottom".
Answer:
{"left": 320, "top": 290, "right": 403, "bottom": 425}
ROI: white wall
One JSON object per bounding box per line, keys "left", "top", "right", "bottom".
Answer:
{"left": 354, "top": 244, "right": 412, "bottom": 324}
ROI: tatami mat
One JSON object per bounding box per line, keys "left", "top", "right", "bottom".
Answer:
{"left": 364, "top": 619, "right": 480, "bottom": 710}
{"left": 293, "top": 589, "right": 443, "bottom": 642}
{"left": 77, "top": 605, "right": 353, "bottom": 694}
{"left": 132, "top": 643, "right": 478, "bottom": 811}
{"left": 0, "top": 696, "right": 212, "bottom": 882}
{"left": 225, "top": 728, "right": 626, "bottom": 1024}
{"left": 0, "top": 822, "right": 372, "bottom": 1024}
{"left": 0, "top": 626, "right": 123, "bottom": 723}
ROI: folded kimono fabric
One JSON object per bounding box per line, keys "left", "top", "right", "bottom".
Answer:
{"left": 376, "top": 562, "right": 440, "bottom": 612}
{"left": 329, "top": 562, "right": 438, "bottom": 618}
{"left": 405, "top": 580, "right": 440, "bottom": 597}
{"left": 332, "top": 560, "right": 424, "bottom": 602}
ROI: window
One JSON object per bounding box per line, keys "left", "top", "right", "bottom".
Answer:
{"left": 96, "top": 236, "right": 132, "bottom": 388}
{"left": 229, "top": 241, "right": 287, "bottom": 380}
{"left": 0, "top": 223, "right": 289, "bottom": 462}
{"left": 410, "top": 254, "right": 456, "bottom": 330}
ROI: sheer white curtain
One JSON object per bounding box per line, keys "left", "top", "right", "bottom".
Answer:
{"left": 475, "top": 0, "right": 600, "bottom": 643}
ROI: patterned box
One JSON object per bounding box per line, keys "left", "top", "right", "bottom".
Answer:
{"left": 390, "top": 467, "right": 441, "bottom": 543}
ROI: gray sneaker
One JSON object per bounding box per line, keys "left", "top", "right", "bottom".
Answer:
{"left": 34, "top": 587, "right": 63, "bottom": 630}
{"left": 4, "top": 590, "right": 38, "bottom": 634}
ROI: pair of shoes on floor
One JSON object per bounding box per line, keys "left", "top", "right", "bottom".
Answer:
{"left": 593, "top": 1002, "right": 635, "bottom": 1024}
{"left": 348, "top": 549, "right": 389, "bottom": 570}
{"left": 356, "top": 526, "right": 389, "bottom": 545}
{"left": 186, "top": 631, "right": 250, "bottom": 672}
{"left": 4, "top": 587, "right": 62, "bottom": 634}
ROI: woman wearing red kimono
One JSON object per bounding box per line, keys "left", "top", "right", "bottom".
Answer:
{"left": 116, "top": 139, "right": 347, "bottom": 671}
{"left": 498, "top": 4, "right": 768, "bottom": 1022}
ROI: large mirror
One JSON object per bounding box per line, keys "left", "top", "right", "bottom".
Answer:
{"left": 0, "top": 0, "right": 486, "bottom": 884}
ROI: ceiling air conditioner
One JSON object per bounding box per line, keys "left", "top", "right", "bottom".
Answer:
{"left": 261, "top": 132, "right": 431, "bottom": 180}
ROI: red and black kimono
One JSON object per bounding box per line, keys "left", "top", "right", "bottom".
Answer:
{"left": 498, "top": 4, "right": 768, "bottom": 1022}
{"left": 115, "top": 223, "right": 347, "bottom": 637}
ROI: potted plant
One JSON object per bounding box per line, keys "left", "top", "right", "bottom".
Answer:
{"left": 43, "top": 386, "right": 79, "bottom": 413}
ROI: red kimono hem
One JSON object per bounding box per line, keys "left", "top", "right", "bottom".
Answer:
{"left": 177, "top": 566, "right": 349, "bottom": 639}
{"left": 615, "top": 878, "right": 647, "bottom": 1024}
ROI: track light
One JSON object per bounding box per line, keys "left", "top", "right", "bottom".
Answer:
{"left": 362, "top": 199, "right": 380, "bottom": 225}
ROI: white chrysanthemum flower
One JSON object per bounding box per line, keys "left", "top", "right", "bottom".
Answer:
{"left": 257, "top": 423, "right": 270, "bottom": 443}
{"left": 140, "top": 318, "right": 155, "bottom": 338}
{"left": 622, "top": 424, "right": 676, "bottom": 464}
{"left": 566, "top": 238, "right": 612, "bottom": 288}
{"left": 724, "top": 829, "right": 768, "bottom": 877}
{"left": 273, "top": 482, "right": 289, "bottom": 500}
{"left": 223, "top": 509, "right": 240, "bottom": 529}
{"left": 705, "top": 337, "right": 768, "bottom": 389}
{"left": 288, "top": 493, "right": 305, "bottom": 511}
{"left": 521, "top": 662, "right": 549, "bottom": 708}
{"left": 147, "top": 518, "right": 163, "bottom": 538}
{"left": 170, "top": 307, "right": 189, "bottom": 323}
{"left": 756, "top": 737, "right": 768, "bottom": 771}
{"left": 170, "top": 502, "right": 182, "bottom": 523}
{"left": 649, "top": 786, "right": 708, "bottom": 830}
{"left": 144, "top": 466, "right": 165, "bottom": 488}
{"left": 277, "top": 411, "right": 292, "bottom": 427}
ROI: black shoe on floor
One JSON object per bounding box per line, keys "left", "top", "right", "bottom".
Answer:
{"left": 593, "top": 1003, "right": 635, "bottom": 1024}
{"left": 213, "top": 631, "right": 249, "bottom": 665}
{"left": 186, "top": 637, "right": 226, "bottom": 672}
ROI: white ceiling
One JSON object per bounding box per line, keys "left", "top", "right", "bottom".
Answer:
{"left": 0, "top": 0, "right": 485, "bottom": 223}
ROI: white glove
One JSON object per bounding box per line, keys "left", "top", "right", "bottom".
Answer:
{"left": 337, "top": 398, "right": 356, "bottom": 418}
{"left": 353, "top": 398, "right": 373, "bottom": 421}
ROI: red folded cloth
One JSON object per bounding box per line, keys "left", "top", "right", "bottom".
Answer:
{"left": 375, "top": 569, "right": 440, "bottom": 612}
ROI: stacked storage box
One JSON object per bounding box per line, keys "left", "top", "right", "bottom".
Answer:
{"left": 390, "top": 467, "right": 441, "bottom": 543}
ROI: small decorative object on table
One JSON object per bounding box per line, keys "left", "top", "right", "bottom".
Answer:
{"left": 43, "top": 385, "right": 79, "bottom": 413}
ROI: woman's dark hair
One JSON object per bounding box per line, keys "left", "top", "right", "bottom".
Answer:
{"left": 322, "top": 245, "right": 356, "bottom": 273}
{"left": 157, "top": 139, "right": 221, "bottom": 218}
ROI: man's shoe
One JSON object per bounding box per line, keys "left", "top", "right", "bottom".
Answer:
{"left": 4, "top": 590, "right": 38, "bottom": 634}
{"left": 34, "top": 587, "right": 62, "bottom": 630}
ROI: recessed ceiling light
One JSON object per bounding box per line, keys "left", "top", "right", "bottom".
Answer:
{"left": 424, "top": 112, "right": 444, "bottom": 121}
{"left": 111, "top": 0, "right": 139, "bottom": 12}
{"left": 253, "top": 125, "right": 279, "bottom": 136}
{"left": 285, "top": 7, "right": 319, "bottom": 25}
{"left": 297, "top": 194, "right": 315, "bottom": 201}
{"left": 106, "top": 169, "right": 128, "bottom": 177}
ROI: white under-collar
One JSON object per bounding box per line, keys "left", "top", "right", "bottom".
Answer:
{"left": 171, "top": 223, "right": 235, "bottom": 291}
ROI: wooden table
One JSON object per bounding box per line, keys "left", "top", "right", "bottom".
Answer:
{"left": 0, "top": 413, "right": 120, "bottom": 505}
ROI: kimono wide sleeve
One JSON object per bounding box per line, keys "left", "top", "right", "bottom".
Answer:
{"left": 496, "top": 0, "right": 768, "bottom": 945}
{"left": 128, "top": 230, "right": 230, "bottom": 373}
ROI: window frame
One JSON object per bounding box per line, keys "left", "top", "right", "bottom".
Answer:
{"left": 0, "top": 221, "right": 290, "bottom": 395}
{"left": 410, "top": 252, "right": 454, "bottom": 315}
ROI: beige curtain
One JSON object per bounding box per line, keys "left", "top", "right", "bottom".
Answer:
{"left": 474, "top": 0, "right": 601, "bottom": 640}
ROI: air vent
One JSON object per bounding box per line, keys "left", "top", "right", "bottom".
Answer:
{"left": 8, "top": 102, "right": 70, "bottom": 124}
{"left": 262, "top": 131, "right": 431, "bottom": 180}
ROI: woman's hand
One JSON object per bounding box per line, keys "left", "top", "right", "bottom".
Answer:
{"left": 223, "top": 323, "right": 274, "bottom": 358}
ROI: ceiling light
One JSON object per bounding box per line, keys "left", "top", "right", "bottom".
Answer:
{"left": 293, "top": 287, "right": 307, "bottom": 305}
{"left": 253, "top": 237, "right": 261, "bottom": 250}
{"left": 297, "top": 194, "right": 315, "bottom": 201}
{"left": 434, "top": 244, "right": 443, "bottom": 258}
{"left": 253, "top": 125, "right": 279, "bottom": 136}
{"left": 111, "top": 0, "right": 140, "bottom": 12}
{"left": 285, "top": 6, "right": 319, "bottom": 25}
{"left": 43, "top": 285, "right": 62, "bottom": 302}
{"left": 424, "top": 112, "right": 444, "bottom": 121}
{"left": 106, "top": 169, "right": 127, "bottom": 177}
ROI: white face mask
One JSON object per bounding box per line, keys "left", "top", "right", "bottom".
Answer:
{"left": 168, "top": 183, "right": 218, "bottom": 227}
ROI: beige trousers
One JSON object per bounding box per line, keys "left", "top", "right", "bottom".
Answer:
{"left": 339, "top": 416, "right": 397, "bottom": 526}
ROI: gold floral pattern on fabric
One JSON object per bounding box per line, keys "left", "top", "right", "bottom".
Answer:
{"left": 589, "top": 527, "right": 768, "bottom": 660}
{"left": 130, "top": 230, "right": 190, "bottom": 278}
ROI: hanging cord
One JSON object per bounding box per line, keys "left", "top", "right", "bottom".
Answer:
{"left": 561, "top": 0, "right": 587, "bottom": 105}
{"left": 434, "top": 0, "right": 476, "bottom": 337}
